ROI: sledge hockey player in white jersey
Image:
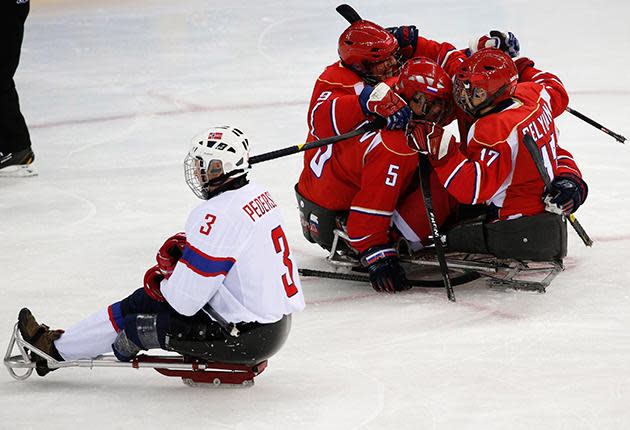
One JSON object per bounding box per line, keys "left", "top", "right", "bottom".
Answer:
{"left": 14, "top": 125, "right": 305, "bottom": 377}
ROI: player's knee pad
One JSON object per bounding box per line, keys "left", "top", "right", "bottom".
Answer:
{"left": 112, "top": 313, "right": 170, "bottom": 361}
{"left": 112, "top": 330, "right": 142, "bottom": 361}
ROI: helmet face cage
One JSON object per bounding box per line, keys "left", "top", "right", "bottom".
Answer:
{"left": 410, "top": 91, "right": 454, "bottom": 125}
{"left": 360, "top": 50, "right": 403, "bottom": 86}
{"left": 453, "top": 78, "right": 483, "bottom": 117}
{"left": 184, "top": 156, "right": 224, "bottom": 200}
{"left": 184, "top": 126, "right": 250, "bottom": 200}
{"left": 453, "top": 48, "right": 518, "bottom": 117}
{"left": 395, "top": 57, "right": 454, "bottom": 125}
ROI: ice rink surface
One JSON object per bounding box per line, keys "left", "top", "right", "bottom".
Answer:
{"left": 1, "top": 0, "right": 629, "bottom": 428}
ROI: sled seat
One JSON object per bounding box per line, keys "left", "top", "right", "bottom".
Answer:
{"left": 446, "top": 212, "right": 567, "bottom": 262}
{"left": 295, "top": 184, "right": 352, "bottom": 254}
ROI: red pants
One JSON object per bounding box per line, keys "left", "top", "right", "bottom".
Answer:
{"left": 392, "top": 171, "right": 457, "bottom": 250}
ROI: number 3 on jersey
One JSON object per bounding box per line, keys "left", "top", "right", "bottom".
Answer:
{"left": 200, "top": 214, "right": 216, "bottom": 235}
{"left": 271, "top": 226, "right": 299, "bottom": 297}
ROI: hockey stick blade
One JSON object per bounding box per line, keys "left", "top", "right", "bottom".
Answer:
{"left": 336, "top": 4, "right": 362, "bottom": 24}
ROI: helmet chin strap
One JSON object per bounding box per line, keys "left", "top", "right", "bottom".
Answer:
{"left": 201, "top": 171, "right": 249, "bottom": 199}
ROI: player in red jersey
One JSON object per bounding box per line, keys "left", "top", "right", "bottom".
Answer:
{"left": 297, "top": 58, "right": 458, "bottom": 293}
{"left": 407, "top": 48, "right": 588, "bottom": 221}
{"left": 306, "top": 19, "right": 466, "bottom": 145}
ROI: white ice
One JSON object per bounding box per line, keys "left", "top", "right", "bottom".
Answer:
{"left": 1, "top": 0, "right": 629, "bottom": 429}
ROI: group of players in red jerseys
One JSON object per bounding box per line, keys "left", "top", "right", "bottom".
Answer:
{"left": 296, "top": 19, "right": 588, "bottom": 293}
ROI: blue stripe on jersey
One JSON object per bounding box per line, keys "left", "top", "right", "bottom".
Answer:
{"left": 107, "top": 302, "right": 124, "bottom": 333}
{"left": 444, "top": 159, "right": 467, "bottom": 189}
{"left": 348, "top": 234, "right": 372, "bottom": 243}
{"left": 180, "top": 243, "right": 235, "bottom": 277}
{"left": 331, "top": 98, "right": 340, "bottom": 135}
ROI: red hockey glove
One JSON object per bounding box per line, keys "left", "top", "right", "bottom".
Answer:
{"left": 514, "top": 57, "right": 535, "bottom": 76}
{"left": 385, "top": 25, "right": 419, "bottom": 59}
{"left": 144, "top": 265, "right": 166, "bottom": 302}
{"left": 359, "top": 82, "right": 411, "bottom": 130}
{"left": 156, "top": 232, "right": 186, "bottom": 278}
{"left": 406, "top": 120, "right": 459, "bottom": 164}
{"left": 359, "top": 245, "right": 409, "bottom": 293}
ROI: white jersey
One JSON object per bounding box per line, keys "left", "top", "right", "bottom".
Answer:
{"left": 161, "top": 181, "right": 305, "bottom": 323}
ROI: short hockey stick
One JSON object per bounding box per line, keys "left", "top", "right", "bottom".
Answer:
{"left": 249, "top": 118, "right": 384, "bottom": 165}
{"left": 202, "top": 303, "right": 240, "bottom": 337}
{"left": 522, "top": 133, "right": 593, "bottom": 247}
{"left": 417, "top": 155, "right": 456, "bottom": 301}
{"left": 565, "top": 106, "right": 626, "bottom": 144}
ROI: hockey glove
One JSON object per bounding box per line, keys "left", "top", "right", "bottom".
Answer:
{"left": 514, "top": 57, "right": 535, "bottom": 76}
{"left": 359, "top": 245, "right": 409, "bottom": 293}
{"left": 156, "top": 232, "right": 186, "bottom": 277}
{"left": 406, "top": 120, "right": 459, "bottom": 165}
{"left": 468, "top": 30, "right": 520, "bottom": 58}
{"left": 385, "top": 25, "right": 419, "bottom": 59}
{"left": 144, "top": 265, "right": 166, "bottom": 302}
{"left": 359, "top": 82, "right": 412, "bottom": 130}
{"left": 543, "top": 174, "right": 588, "bottom": 216}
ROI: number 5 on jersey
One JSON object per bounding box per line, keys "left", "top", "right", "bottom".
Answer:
{"left": 271, "top": 226, "right": 299, "bottom": 297}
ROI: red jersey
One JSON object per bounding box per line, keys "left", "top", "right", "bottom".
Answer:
{"left": 297, "top": 126, "right": 419, "bottom": 252}
{"left": 432, "top": 79, "right": 582, "bottom": 220}
{"left": 306, "top": 37, "right": 466, "bottom": 144}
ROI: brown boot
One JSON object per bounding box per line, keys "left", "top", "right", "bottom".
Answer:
{"left": 18, "top": 308, "right": 64, "bottom": 376}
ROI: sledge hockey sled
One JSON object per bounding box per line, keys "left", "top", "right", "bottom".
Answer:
{"left": 298, "top": 191, "right": 567, "bottom": 293}
{"left": 4, "top": 323, "right": 266, "bottom": 386}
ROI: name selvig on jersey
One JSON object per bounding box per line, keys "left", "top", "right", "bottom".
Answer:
{"left": 161, "top": 182, "right": 305, "bottom": 323}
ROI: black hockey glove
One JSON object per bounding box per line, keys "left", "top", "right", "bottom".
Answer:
{"left": 359, "top": 245, "right": 409, "bottom": 293}
{"left": 543, "top": 173, "right": 588, "bottom": 216}
{"left": 386, "top": 25, "right": 419, "bottom": 60}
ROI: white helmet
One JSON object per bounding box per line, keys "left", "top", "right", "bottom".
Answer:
{"left": 184, "top": 125, "right": 250, "bottom": 199}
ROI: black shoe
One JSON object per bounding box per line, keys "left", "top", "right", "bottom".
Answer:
{"left": 18, "top": 308, "right": 64, "bottom": 376}
{"left": 0, "top": 147, "right": 34, "bottom": 167}
{"left": 0, "top": 148, "right": 37, "bottom": 177}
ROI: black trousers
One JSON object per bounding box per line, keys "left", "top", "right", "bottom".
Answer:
{"left": 0, "top": 1, "right": 31, "bottom": 153}
{"left": 119, "top": 288, "right": 292, "bottom": 365}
